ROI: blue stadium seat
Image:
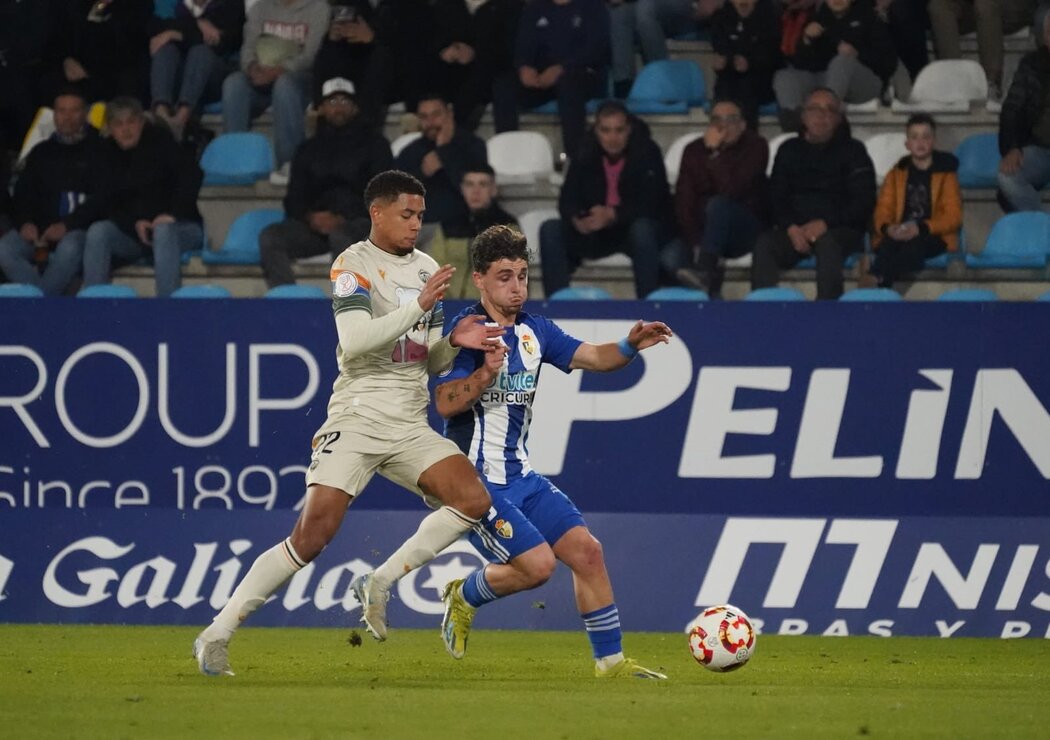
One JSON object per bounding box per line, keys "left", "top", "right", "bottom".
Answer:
{"left": 202, "top": 208, "right": 284, "bottom": 265}
{"left": 965, "top": 212, "right": 1050, "bottom": 269}
{"left": 0, "top": 283, "right": 44, "bottom": 297}
{"left": 202, "top": 101, "right": 223, "bottom": 115}
{"left": 153, "top": 0, "right": 177, "bottom": 19}
{"left": 839, "top": 288, "right": 903, "bottom": 302}
{"left": 626, "top": 60, "right": 705, "bottom": 114}
{"left": 954, "top": 133, "right": 1000, "bottom": 189}
{"left": 200, "top": 133, "right": 274, "bottom": 186}
{"left": 77, "top": 284, "right": 139, "bottom": 298}
{"left": 744, "top": 286, "right": 807, "bottom": 301}
{"left": 264, "top": 284, "right": 329, "bottom": 299}
{"left": 937, "top": 288, "right": 999, "bottom": 301}
{"left": 645, "top": 286, "right": 709, "bottom": 301}
{"left": 548, "top": 286, "right": 613, "bottom": 300}
{"left": 171, "top": 285, "right": 233, "bottom": 299}
{"left": 1037, "top": 290, "right": 1050, "bottom": 301}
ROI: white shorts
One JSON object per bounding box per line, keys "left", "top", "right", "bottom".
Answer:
{"left": 304, "top": 422, "right": 463, "bottom": 498}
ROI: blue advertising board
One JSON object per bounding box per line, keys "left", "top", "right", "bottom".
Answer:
{"left": 1, "top": 299, "right": 1048, "bottom": 638}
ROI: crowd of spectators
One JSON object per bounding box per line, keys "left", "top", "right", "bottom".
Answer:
{"left": 0, "top": 0, "right": 1047, "bottom": 299}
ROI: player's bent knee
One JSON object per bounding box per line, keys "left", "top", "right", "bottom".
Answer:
{"left": 515, "top": 546, "right": 556, "bottom": 589}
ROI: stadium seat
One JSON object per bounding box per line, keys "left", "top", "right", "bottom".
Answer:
{"left": 645, "top": 286, "right": 709, "bottom": 301}
{"left": 626, "top": 60, "right": 705, "bottom": 114}
{"left": 664, "top": 132, "right": 703, "bottom": 186}
{"left": 264, "top": 284, "right": 329, "bottom": 299}
{"left": 864, "top": 132, "right": 908, "bottom": 184}
{"left": 839, "top": 287, "right": 903, "bottom": 301}
{"left": 200, "top": 132, "right": 274, "bottom": 186}
{"left": 171, "top": 284, "right": 234, "bottom": 299}
{"left": 955, "top": 133, "right": 1000, "bottom": 189}
{"left": 548, "top": 286, "right": 613, "bottom": 300}
{"left": 77, "top": 284, "right": 138, "bottom": 298}
{"left": 0, "top": 283, "right": 45, "bottom": 297}
{"left": 390, "top": 132, "right": 422, "bottom": 158}
{"left": 486, "top": 131, "right": 555, "bottom": 185}
{"left": 891, "top": 60, "right": 987, "bottom": 112}
{"left": 516, "top": 208, "right": 560, "bottom": 265}
{"left": 1037, "top": 289, "right": 1050, "bottom": 301}
{"left": 766, "top": 133, "right": 797, "bottom": 176}
{"left": 965, "top": 212, "right": 1050, "bottom": 268}
{"left": 937, "top": 288, "right": 999, "bottom": 301}
{"left": 744, "top": 286, "right": 807, "bottom": 301}
{"left": 202, "top": 208, "right": 284, "bottom": 265}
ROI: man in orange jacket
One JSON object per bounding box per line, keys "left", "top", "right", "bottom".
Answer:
{"left": 870, "top": 113, "right": 962, "bottom": 289}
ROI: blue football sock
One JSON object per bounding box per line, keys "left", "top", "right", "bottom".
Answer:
{"left": 460, "top": 566, "right": 499, "bottom": 609}
{"left": 582, "top": 603, "right": 623, "bottom": 659}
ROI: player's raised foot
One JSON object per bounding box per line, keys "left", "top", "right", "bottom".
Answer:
{"left": 440, "top": 579, "right": 476, "bottom": 659}
{"left": 351, "top": 572, "right": 390, "bottom": 641}
{"left": 193, "top": 633, "right": 234, "bottom": 677}
{"left": 595, "top": 657, "right": 667, "bottom": 680}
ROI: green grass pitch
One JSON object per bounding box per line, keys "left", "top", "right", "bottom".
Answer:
{"left": 1, "top": 625, "right": 1047, "bottom": 739}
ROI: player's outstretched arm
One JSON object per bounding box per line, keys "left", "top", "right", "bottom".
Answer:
{"left": 428, "top": 315, "right": 506, "bottom": 375}
{"left": 434, "top": 344, "right": 506, "bottom": 418}
{"left": 569, "top": 319, "right": 673, "bottom": 372}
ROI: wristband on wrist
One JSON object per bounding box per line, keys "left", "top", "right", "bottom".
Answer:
{"left": 617, "top": 337, "right": 638, "bottom": 359}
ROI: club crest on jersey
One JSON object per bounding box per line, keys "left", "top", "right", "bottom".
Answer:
{"left": 418, "top": 270, "right": 431, "bottom": 283}
{"left": 494, "top": 519, "right": 514, "bottom": 538}
{"left": 520, "top": 333, "right": 536, "bottom": 356}
{"left": 333, "top": 271, "right": 359, "bottom": 297}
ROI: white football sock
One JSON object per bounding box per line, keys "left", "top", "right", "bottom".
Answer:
{"left": 203, "top": 538, "right": 306, "bottom": 640}
{"left": 595, "top": 653, "right": 625, "bottom": 671}
{"left": 372, "top": 506, "right": 479, "bottom": 591}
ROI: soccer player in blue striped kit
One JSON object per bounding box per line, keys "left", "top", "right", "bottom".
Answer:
{"left": 354, "top": 224, "right": 673, "bottom": 678}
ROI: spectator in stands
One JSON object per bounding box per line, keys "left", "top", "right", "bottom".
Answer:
{"left": 709, "top": 0, "right": 780, "bottom": 126}
{"left": 312, "top": 2, "right": 390, "bottom": 128}
{"left": 259, "top": 78, "right": 392, "bottom": 287}
{"left": 0, "top": 0, "right": 52, "bottom": 156}
{"left": 427, "top": 164, "right": 520, "bottom": 298}
{"left": 496, "top": 0, "right": 610, "bottom": 160}
{"left": 222, "top": 0, "right": 329, "bottom": 184}
{"left": 773, "top": 0, "right": 896, "bottom": 132}
{"left": 148, "top": 0, "right": 245, "bottom": 141}
{"left": 45, "top": 0, "right": 152, "bottom": 105}
{"left": 540, "top": 100, "right": 677, "bottom": 298}
{"left": 751, "top": 88, "right": 875, "bottom": 299}
{"left": 870, "top": 113, "right": 962, "bottom": 288}
{"left": 395, "top": 94, "right": 488, "bottom": 242}
{"left": 928, "top": 0, "right": 1036, "bottom": 110}
{"left": 0, "top": 89, "right": 106, "bottom": 295}
{"left": 81, "top": 97, "right": 203, "bottom": 297}
{"left": 875, "top": 0, "right": 930, "bottom": 85}
{"left": 674, "top": 99, "right": 768, "bottom": 298}
{"left": 370, "top": 0, "right": 436, "bottom": 115}
{"left": 997, "top": 2, "right": 1050, "bottom": 213}
{"left": 431, "top": 0, "right": 523, "bottom": 131}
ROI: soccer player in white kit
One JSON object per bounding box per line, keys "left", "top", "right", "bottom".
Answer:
{"left": 193, "top": 170, "right": 504, "bottom": 676}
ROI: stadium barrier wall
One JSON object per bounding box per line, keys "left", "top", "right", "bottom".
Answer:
{"left": 1, "top": 299, "right": 1049, "bottom": 639}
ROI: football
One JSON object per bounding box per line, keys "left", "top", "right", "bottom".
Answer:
{"left": 687, "top": 604, "right": 756, "bottom": 672}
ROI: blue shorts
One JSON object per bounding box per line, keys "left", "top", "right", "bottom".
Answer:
{"left": 468, "top": 472, "right": 586, "bottom": 564}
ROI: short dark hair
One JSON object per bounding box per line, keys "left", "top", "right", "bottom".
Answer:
{"left": 805, "top": 87, "right": 841, "bottom": 107}
{"left": 54, "top": 85, "right": 88, "bottom": 106}
{"left": 462, "top": 163, "right": 495, "bottom": 179}
{"left": 416, "top": 92, "right": 451, "bottom": 109}
{"left": 710, "top": 98, "right": 744, "bottom": 114}
{"left": 364, "top": 170, "right": 426, "bottom": 208}
{"left": 906, "top": 113, "right": 937, "bottom": 132}
{"left": 471, "top": 225, "right": 530, "bottom": 273}
{"left": 594, "top": 99, "right": 629, "bottom": 122}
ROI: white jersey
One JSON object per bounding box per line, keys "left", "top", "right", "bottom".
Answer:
{"left": 315, "top": 239, "right": 444, "bottom": 438}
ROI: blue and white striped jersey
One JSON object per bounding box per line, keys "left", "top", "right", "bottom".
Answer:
{"left": 443, "top": 304, "right": 582, "bottom": 485}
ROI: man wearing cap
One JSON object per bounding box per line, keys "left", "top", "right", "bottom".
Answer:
{"left": 259, "top": 77, "right": 393, "bottom": 287}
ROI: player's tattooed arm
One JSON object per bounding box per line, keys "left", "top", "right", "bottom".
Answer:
{"left": 434, "top": 351, "right": 504, "bottom": 418}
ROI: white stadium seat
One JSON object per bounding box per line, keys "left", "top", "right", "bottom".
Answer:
{"left": 891, "top": 60, "right": 988, "bottom": 113}
{"left": 864, "top": 132, "right": 908, "bottom": 185}
{"left": 516, "top": 208, "right": 560, "bottom": 265}
{"left": 390, "top": 132, "right": 422, "bottom": 158}
{"left": 766, "top": 132, "right": 797, "bottom": 176}
{"left": 664, "top": 132, "right": 702, "bottom": 187}
{"left": 486, "top": 131, "right": 555, "bottom": 185}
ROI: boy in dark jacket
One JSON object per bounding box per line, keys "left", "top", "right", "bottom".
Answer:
{"left": 751, "top": 88, "right": 875, "bottom": 299}
{"left": 81, "top": 97, "right": 203, "bottom": 297}
{"left": 773, "top": 0, "right": 896, "bottom": 131}
{"left": 997, "top": 2, "right": 1050, "bottom": 213}
{"left": 540, "top": 100, "right": 677, "bottom": 298}
{"left": 148, "top": 0, "right": 245, "bottom": 138}
{"left": 710, "top": 0, "right": 780, "bottom": 126}
{"left": 0, "top": 89, "right": 107, "bottom": 294}
{"left": 259, "top": 78, "right": 393, "bottom": 287}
